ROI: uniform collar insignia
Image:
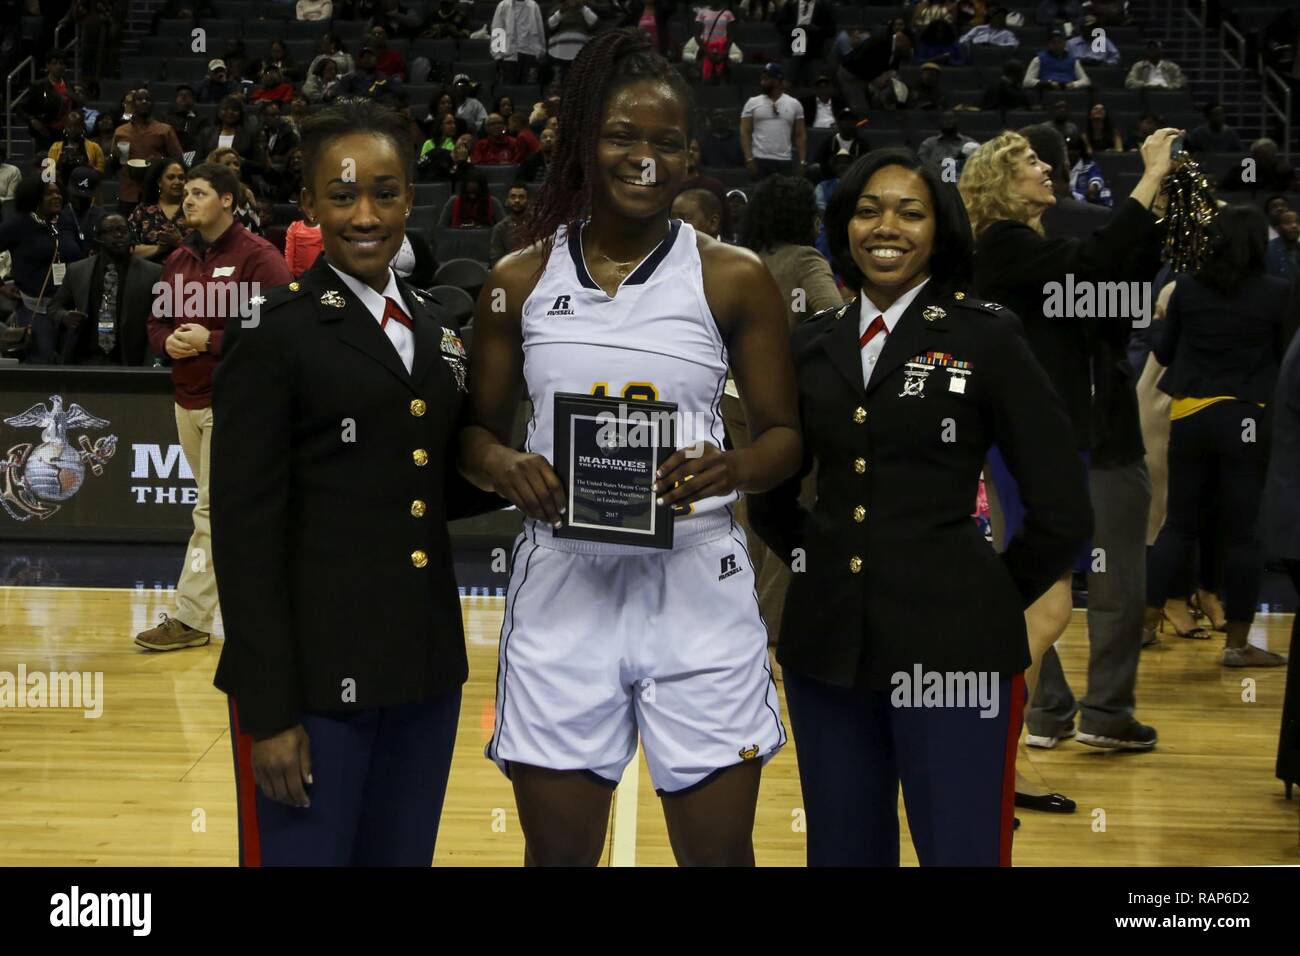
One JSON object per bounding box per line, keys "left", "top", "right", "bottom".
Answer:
{"left": 922, "top": 305, "right": 946, "bottom": 322}
{"left": 320, "top": 290, "right": 346, "bottom": 308}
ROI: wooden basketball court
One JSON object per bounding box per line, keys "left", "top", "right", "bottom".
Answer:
{"left": 1, "top": 586, "right": 1295, "bottom": 865}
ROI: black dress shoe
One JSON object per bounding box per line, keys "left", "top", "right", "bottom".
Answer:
{"left": 1013, "top": 817, "right": 1021, "bottom": 830}
{"left": 1014, "top": 791, "right": 1077, "bottom": 813}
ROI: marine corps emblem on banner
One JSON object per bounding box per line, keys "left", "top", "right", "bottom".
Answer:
{"left": 1, "top": 396, "right": 118, "bottom": 521}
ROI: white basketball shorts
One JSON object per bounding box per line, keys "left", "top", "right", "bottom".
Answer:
{"left": 485, "top": 510, "right": 787, "bottom": 794}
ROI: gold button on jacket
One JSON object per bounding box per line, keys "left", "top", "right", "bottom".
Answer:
{"left": 849, "top": 556, "right": 863, "bottom": 573}
{"left": 411, "top": 550, "right": 428, "bottom": 568}
{"left": 853, "top": 457, "right": 867, "bottom": 474}
{"left": 410, "top": 499, "right": 427, "bottom": 518}
{"left": 853, "top": 407, "right": 867, "bottom": 424}
{"left": 412, "top": 448, "right": 429, "bottom": 466}
{"left": 410, "top": 399, "right": 427, "bottom": 417}
{"left": 853, "top": 505, "right": 866, "bottom": 522}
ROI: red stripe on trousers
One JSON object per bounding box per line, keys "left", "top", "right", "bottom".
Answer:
{"left": 999, "top": 672, "right": 1026, "bottom": 867}
{"left": 230, "top": 701, "right": 263, "bottom": 868}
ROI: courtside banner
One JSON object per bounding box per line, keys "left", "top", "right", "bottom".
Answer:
{"left": 0, "top": 368, "right": 194, "bottom": 542}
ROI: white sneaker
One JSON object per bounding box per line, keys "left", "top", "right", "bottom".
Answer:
{"left": 1025, "top": 728, "right": 1076, "bottom": 749}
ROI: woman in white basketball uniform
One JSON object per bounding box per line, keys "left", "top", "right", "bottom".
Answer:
{"left": 459, "top": 29, "right": 802, "bottom": 866}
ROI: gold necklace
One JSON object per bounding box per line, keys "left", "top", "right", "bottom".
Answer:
{"left": 597, "top": 249, "right": 641, "bottom": 266}
{"left": 596, "top": 249, "right": 642, "bottom": 276}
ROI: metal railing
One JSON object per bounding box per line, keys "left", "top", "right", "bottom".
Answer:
{"left": 1219, "top": 20, "right": 1250, "bottom": 126}
{"left": 4, "top": 18, "right": 81, "bottom": 160}
{"left": 1262, "top": 67, "right": 1294, "bottom": 162}
{"left": 5, "top": 56, "right": 37, "bottom": 160}
{"left": 1182, "top": 0, "right": 1212, "bottom": 74}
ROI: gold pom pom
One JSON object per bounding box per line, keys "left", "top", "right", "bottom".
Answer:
{"left": 1161, "top": 154, "right": 1218, "bottom": 274}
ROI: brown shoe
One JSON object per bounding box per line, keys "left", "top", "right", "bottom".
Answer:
{"left": 134, "top": 613, "right": 211, "bottom": 651}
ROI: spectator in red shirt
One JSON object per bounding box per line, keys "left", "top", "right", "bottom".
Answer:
{"left": 137, "top": 161, "right": 293, "bottom": 653}
{"left": 250, "top": 66, "right": 296, "bottom": 105}
{"left": 508, "top": 111, "right": 540, "bottom": 160}
{"left": 367, "top": 25, "right": 408, "bottom": 81}
{"left": 471, "top": 113, "right": 522, "bottom": 165}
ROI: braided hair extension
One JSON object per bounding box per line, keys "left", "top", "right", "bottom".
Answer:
{"left": 519, "top": 28, "right": 693, "bottom": 269}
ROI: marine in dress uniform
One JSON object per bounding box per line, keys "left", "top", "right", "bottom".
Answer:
{"left": 210, "top": 255, "right": 501, "bottom": 866}
{"left": 748, "top": 282, "right": 1093, "bottom": 866}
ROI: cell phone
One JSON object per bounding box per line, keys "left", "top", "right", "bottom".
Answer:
{"left": 1170, "top": 135, "right": 1185, "bottom": 158}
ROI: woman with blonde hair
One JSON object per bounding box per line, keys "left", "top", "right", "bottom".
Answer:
{"left": 958, "top": 126, "right": 1178, "bottom": 811}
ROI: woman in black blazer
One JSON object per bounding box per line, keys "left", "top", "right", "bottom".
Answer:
{"left": 748, "top": 148, "right": 1092, "bottom": 866}
{"left": 211, "top": 101, "right": 500, "bottom": 865}
{"left": 1146, "top": 205, "right": 1291, "bottom": 667}
{"left": 957, "top": 126, "right": 1174, "bottom": 799}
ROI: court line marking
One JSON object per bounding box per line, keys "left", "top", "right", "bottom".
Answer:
{"left": 609, "top": 744, "right": 641, "bottom": 868}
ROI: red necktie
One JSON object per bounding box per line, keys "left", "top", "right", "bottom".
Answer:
{"left": 382, "top": 296, "right": 412, "bottom": 331}
{"left": 859, "top": 314, "right": 887, "bottom": 348}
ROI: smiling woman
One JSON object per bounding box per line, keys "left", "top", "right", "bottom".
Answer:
{"left": 747, "top": 147, "right": 1093, "bottom": 867}
{"left": 209, "top": 100, "right": 500, "bottom": 868}
{"left": 298, "top": 102, "right": 415, "bottom": 292}
{"left": 458, "top": 27, "right": 802, "bottom": 867}
{"left": 958, "top": 127, "right": 1177, "bottom": 794}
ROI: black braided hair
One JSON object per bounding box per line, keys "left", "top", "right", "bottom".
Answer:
{"left": 519, "top": 28, "right": 693, "bottom": 268}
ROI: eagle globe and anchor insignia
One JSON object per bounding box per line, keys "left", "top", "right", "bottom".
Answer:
{"left": 1, "top": 396, "right": 118, "bottom": 521}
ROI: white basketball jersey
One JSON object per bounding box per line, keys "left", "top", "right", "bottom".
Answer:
{"left": 521, "top": 218, "right": 736, "bottom": 545}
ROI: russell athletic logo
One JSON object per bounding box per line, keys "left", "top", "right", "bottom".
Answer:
{"left": 719, "top": 554, "right": 742, "bottom": 580}
{"left": 1, "top": 396, "right": 117, "bottom": 521}
{"left": 547, "top": 295, "right": 575, "bottom": 316}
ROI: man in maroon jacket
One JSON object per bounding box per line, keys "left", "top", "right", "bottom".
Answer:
{"left": 136, "top": 162, "right": 293, "bottom": 652}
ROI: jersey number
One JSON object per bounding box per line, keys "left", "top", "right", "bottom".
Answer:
{"left": 590, "top": 381, "right": 658, "bottom": 402}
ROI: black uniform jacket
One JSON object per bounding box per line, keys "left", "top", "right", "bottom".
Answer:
{"left": 748, "top": 284, "right": 1093, "bottom": 689}
{"left": 210, "top": 255, "right": 502, "bottom": 736}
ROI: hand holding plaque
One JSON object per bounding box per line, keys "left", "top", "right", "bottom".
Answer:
{"left": 553, "top": 392, "right": 678, "bottom": 549}
{"left": 653, "top": 440, "right": 740, "bottom": 508}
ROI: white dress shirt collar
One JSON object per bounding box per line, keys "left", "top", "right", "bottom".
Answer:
{"left": 858, "top": 277, "right": 930, "bottom": 387}
{"left": 860, "top": 276, "right": 930, "bottom": 335}
{"left": 328, "top": 262, "right": 415, "bottom": 374}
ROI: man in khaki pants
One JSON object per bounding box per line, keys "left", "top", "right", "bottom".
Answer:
{"left": 136, "top": 162, "right": 292, "bottom": 650}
